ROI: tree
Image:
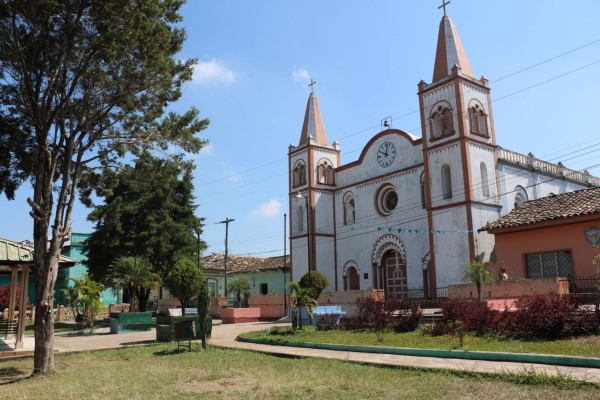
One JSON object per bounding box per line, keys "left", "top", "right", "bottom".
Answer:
{"left": 105, "top": 256, "right": 159, "bottom": 312}
{"left": 163, "top": 257, "right": 204, "bottom": 316}
{"left": 462, "top": 260, "right": 494, "bottom": 301}
{"left": 228, "top": 278, "right": 252, "bottom": 307}
{"left": 60, "top": 275, "right": 104, "bottom": 329}
{"left": 84, "top": 152, "right": 205, "bottom": 282}
{"left": 299, "top": 271, "right": 330, "bottom": 298}
{"left": 0, "top": 1, "right": 208, "bottom": 373}
{"left": 287, "top": 281, "right": 317, "bottom": 330}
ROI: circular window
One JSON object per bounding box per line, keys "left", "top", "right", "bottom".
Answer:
{"left": 375, "top": 184, "right": 398, "bottom": 215}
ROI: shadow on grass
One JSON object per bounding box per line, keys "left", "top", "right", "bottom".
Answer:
{"left": 154, "top": 347, "right": 198, "bottom": 356}
{"left": 0, "top": 367, "right": 31, "bottom": 386}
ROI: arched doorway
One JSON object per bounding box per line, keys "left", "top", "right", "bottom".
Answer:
{"left": 347, "top": 267, "right": 360, "bottom": 290}
{"left": 381, "top": 250, "right": 407, "bottom": 299}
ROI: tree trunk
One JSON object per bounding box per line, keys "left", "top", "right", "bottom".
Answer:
{"left": 476, "top": 281, "right": 481, "bottom": 301}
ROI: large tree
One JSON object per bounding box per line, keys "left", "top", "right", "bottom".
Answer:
{"left": 0, "top": 0, "right": 208, "bottom": 373}
{"left": 84, "top": 152, "right": 205, "bottom": 282}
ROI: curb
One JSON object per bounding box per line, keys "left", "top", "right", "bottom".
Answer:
{"left": 237, "top": 337, "right": 600, "bottom": 369}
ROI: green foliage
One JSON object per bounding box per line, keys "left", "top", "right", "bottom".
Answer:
{"left": 462, "top": 260, "right": 494, "bottom": 301}
{"left": 163, "top": 257, "right": 204, "bottom": 315}
{"left": 60, "top": 275, "right": 104, "bottom": 329}
{"left": 105, "top": 256, "right": 159, "bottom": 312}
{"left": 228, "top": 278, "right": 252, "bottom": 307}
{"left": 287, "top": 281, "right": 318, "bottom": 330}
{"left": 197, "top": 283, "right": 211, "bottom": 349}
{"left": 85, "top": 152, "right": 206, "bottom": 282}
{"left": 299, "top": 271, "right": 330, "bottom": 298}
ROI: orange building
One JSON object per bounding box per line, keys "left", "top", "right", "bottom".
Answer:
{"left": 482, "top": 187, "right": 600, "bottom": 281}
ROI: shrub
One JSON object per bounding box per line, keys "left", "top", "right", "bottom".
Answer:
{"left": 0, "top": 285, "right": 30, "bottom": 310}
{"left": 299, "top": 271, "right": 330, "bottom": 298}
{"left": 339, "top": 296, "right": 421, "bottom": 332}
{"left": 315, "top": 313, "right": 339, "bottom": 331}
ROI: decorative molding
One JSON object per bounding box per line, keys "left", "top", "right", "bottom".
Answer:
{"left": 356, "top": 168, "right": 419, "bottom": 189}
{"left": 371, "top": 234, "right": 407, "bottom": 265}
{"left": 343, "top": 260, "right": 360, "bottom": 276}
{"left": 468, "top": 142, "right": 494, "bottom": 153}
{"left": 428, "top": 142, "right": 459, "bottom": 155}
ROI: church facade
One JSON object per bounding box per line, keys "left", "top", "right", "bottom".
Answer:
{"left": 287, "top": 13, "right": 600, "bottom": 298}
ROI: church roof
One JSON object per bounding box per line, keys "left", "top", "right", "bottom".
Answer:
{"left": 482, "top": 187, "right": 600, "bottom": 232}
{"left": 432, "top": 15, "right": 474, "bottom": 82}
{"left": 201, "top": 253, "right": 289, "bottom": 273}
{"left": 298, "top": 92, "right": 328, "bottom": 146}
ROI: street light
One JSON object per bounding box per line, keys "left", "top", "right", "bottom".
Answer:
{"left": 295, "top": 192, "right": 311, "bottom": 287}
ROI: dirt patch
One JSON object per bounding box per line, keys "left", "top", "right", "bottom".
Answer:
{"left": 177, "top": 377, "right": 256, "bottom": 392}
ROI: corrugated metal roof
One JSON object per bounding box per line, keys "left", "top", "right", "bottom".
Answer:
{"left": 0, "top": 237, "right": 79, "bottom": 271}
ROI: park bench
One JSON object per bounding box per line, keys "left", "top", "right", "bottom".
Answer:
{"left": 0, "top": 319, "right": 17, "bottom": 339}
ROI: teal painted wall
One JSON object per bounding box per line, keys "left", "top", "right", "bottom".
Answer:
{"left": 60, "top": 232, "right": 118, "bottom": 306}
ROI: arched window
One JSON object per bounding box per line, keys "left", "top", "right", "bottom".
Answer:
{"left": 514, "top": 186, "right": 528, "bottom": 209}
{"left": 296, "top": 205, "right": 304, "bottom": 232}
{"left": 441, "top": 164, "right": 452, "bottom": 199}
{"left": 343, "top": 192, "right": 355, "bottom": 225}
{"left": 293, "top": 161, "right": 306, "bottom": 187}
{"left": 430, "top": 105, "right": 454, "bottom": 139}
{"left": 469, "top": 104, "right": 488, "bottom": 136}
{"left": 317, "top": 160, "right": 334, "bottom": 185}
{"left": 420, "top": 172, "right": 427, "bottom": 209}
{"left": 480, "top": 162, "right": 490, "bottom": 198}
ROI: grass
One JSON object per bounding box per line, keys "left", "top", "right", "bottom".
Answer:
{"left": 0, "top": 344, "right": 598, "bottom": 399}
{"left": 241, "top": 327, "right": 600, "bottom": 358}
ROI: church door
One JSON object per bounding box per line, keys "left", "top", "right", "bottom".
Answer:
{"left": 382, "top": 250, "right": 407, "bottom": 299}
{"left": 348, "top": 267, "right": 359, "bottom": 290}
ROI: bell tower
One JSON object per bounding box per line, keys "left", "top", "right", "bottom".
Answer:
{"left": 418, "top": 4, "right": 502, "bottom": 292}
{"left": 288, "top": 81, "right": 340, "bottom": 288}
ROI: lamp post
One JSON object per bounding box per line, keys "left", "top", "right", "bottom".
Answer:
{"left": 194, "top": 227, "right": 201, "bottom": 269}
{"left": 295, "top": 192, "right": 311, "bottom": 287}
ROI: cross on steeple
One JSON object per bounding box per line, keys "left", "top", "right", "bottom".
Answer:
{"left": 438, "top": 0, "right": 451, "bottom": 16}
{"left": 308, "top": 78, "right": 317, "bottom": 94}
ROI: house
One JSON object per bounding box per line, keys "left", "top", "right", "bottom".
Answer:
{"left": 287, "top": 10, "right": 600, "bottom": 299}
{"left": 201, "top": 253, "right": 290, "bottom": 299}
{"left": 481, "top": 187, "right": 600, "bottom": 282}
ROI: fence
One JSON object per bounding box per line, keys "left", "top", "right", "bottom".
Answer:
{"left": 559, "top": 276, "right": 599, "bottom": 305}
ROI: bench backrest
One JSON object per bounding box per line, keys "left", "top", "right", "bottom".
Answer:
{"left": 314, "top": 305, "right": 342, "bottom": 314}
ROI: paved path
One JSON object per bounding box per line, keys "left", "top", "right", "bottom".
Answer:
{"left": 4, "top": 322, "right": 600, "bottom": 383}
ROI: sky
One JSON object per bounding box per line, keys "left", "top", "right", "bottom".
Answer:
{"left": 1, "top": 0, "right": 600, "bottom": 258}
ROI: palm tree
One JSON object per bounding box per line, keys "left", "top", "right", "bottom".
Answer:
{"left": 287, "top": 281, "right": 317, "bottom": 330}
{"left": 60, "top": 274, "right": 104, "bottom": 328}
{"left": 106, "top": 256, "right": 159, "bottom": 312}
{"left": 462, "top": 260, "right": 494, "bottom": 301}
{"left": 227, "top": 278, "right": 252, "bottom": 307}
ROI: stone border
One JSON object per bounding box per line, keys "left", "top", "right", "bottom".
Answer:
{"left": 237, "top": 337, "right": 600, "bottom": 369}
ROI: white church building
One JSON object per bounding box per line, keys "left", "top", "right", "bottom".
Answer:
{"left": 287, "top": 12, "right": 600, "bottom": 299}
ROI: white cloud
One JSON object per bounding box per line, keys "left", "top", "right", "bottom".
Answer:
{"left": 252, "top": 199, "right": 282, "bottom": 217}
{"left": 192, "top": 59, "right": 235, "bottom": 86}
{"left": 292, "top": 69, "right": 310, "bottom": 84}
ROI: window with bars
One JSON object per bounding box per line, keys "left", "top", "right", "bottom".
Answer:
{"left": 525, "top": 250, "right": 573, "bottom": 279}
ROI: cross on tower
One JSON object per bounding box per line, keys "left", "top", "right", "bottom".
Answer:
{"left": 438, "top": 0, "right": 451, "bottom": 16}
{"left": 308, "top": 78, "right": 317, "bottom": 93}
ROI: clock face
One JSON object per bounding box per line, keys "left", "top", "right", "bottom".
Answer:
{"left": 377, "top": 141, "right": 396, "bottom": 168}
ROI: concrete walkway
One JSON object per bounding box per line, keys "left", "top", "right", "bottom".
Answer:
{"left": 3, "top": 322, "right": 600, "bottom": 383}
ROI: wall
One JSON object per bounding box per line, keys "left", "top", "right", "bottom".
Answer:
{"left": 493, "top": 217, "right": 600, "bottom": 278}
{"left": 317, "top": 289, "right": 384, "bottom": 317}
{"left": 204, "top": 268, "right": 289, "bottom": 299}
{"left": 448, "top": 278, "right": 568, "bottom": 300}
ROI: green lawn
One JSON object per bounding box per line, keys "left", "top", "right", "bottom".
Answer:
{"left": 240, "top": 327, "right": 600, "bottom": 358}
{"left": 0, "top": 345, "right": 598, "bottom": 399}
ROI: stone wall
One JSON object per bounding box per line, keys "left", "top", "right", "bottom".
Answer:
{"left": 448, "top": 278, "right": 569, "bottom": 300}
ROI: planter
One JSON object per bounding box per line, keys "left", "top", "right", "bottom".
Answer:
{"left": 220, "top": 307, "right": 260, "bottom": 324}
{"left": 109, "top": 311, "right": 153, "bottom": 334}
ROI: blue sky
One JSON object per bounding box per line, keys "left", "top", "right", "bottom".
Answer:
{"left": 1, "top": 0, "right": 600, "bottom": 258}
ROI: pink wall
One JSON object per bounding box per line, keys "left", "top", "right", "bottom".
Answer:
{"left": 248, "top": 294, "right": 291, "bottom": 320}
{"left": 448, "top": 278, "right": 568, "bottom": 300}
{"left": 493, "top": 217, "right": 600, "bottom": 279}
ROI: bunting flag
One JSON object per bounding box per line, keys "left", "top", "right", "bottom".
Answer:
{"left": 375, "top": 227, "right": 475, "bottom": 234}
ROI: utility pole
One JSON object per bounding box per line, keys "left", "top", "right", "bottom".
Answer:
{"left": 219, "top": 218, "right": 234, "bottom": 297}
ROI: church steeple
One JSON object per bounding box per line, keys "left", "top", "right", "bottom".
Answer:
{"left": 432, "top": 15, "right": 474, "bottom": 82}
{"left": 298, "top": 81, "right": 328, "bottom": 146}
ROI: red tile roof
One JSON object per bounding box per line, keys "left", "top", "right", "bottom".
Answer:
{"left": 482, "top": 187, "right": 600, "bottom": 232}
{"left": 201, "top": 253, "right": 290, "bottom": 273}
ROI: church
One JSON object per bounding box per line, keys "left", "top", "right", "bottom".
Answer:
{"left": 287, "top": 9, "right": 600, "bottom": 299}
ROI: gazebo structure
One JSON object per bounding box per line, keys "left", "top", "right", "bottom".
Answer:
{"left": 0, "top": 238, "right": 78, "bottom": 349}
